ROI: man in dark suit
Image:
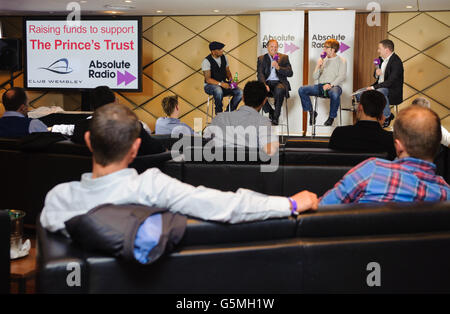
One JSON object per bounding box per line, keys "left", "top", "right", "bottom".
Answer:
{"left": 257, "top": 39, "right": 293, "bottom": 125}
{"left": 329, "top": 90, "right": 396, "bottom": 160}
{"left": 367, "top": 39, "right": 404, "bottom": 128}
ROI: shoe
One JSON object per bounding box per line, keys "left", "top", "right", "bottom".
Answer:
{"left": 309, "top": 111, "right": 318, "bottom": 125}
{"left": 269, "top": 110, "right": 274, "bottom": 121}
{"left": 382, "top": 113, "right": 395, "bottom": 128}
{"left": 271, "top": 119, "right": 279, "bottom": 126}
{"left": 324, "top": 117, "right": 334, "bottom": 126}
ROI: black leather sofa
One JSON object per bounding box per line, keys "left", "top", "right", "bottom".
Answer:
{"left": 0, "top": 136, "right": 391, "bottom": 225}
{"left": 36, "top": 201, "right": 450, "bottom": 293}
{"left": 0, "top": 210, "right": 10, "bottom": 294}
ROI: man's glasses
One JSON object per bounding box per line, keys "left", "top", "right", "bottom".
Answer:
{"left": 324, "top": 46, "right": 331, "bottom": 48}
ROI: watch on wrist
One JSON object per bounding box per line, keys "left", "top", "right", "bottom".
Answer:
{"left": 218, "top": 82, "right": 221, "bottom": 86}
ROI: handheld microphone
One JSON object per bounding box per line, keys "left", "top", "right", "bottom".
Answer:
{"left": 320, "top": 51, "right": 327, "bottom": 59}
{"left": 273, "top": 54, "right": 279, "bottom": 62}
{"left": 373, "top": 58, "right": 381, "bottom": 67}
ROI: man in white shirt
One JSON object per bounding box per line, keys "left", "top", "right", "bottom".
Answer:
{"left": 40, "top": 102, "right": 318, "bottom": 233}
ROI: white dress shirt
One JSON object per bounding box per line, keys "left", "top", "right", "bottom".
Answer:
{"left": 40, "top": 167, "right": 291, "bottom": 232}
{"left": 378, "top": 52, "right": 393, "bottom": 84}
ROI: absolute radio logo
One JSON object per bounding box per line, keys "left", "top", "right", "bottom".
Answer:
{"left": 88, "top": 59, "right": 136, "bottom": 86}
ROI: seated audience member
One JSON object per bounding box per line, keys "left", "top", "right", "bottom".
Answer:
{"left": 411, "top": 97, "right": 450, "bottom": 147}
{"left": 66, "top": 86, "right": 164, "bottom": 155}
{"left": 320, "top": 105, "right": 450, "bottom": 205}
{"left": 40, "top": 103, "right": 318, "bottom": 238}
{"left": 0, "top": 87, "right": 48, "bottom": 138}
{"left": 155, "top": 95, "right": 194, "bottom": 135}
{"left": 328, "top": 90, "right": 396, "bottom": 160}
{"left": 204, "top": 80, "right": 279, "bottom": 155}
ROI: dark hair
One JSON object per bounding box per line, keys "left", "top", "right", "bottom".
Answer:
{"left": 89, "top": 103, "right": 141, "bottom": 166}
{"left": 2, "top": 87, "right": 27, "bottom": 111}
{"left": 360, "top": 90, "right": 386, "bottom": 119}
{"left": 393, "top": 106, "right": 441, "bottom": 160}
{"left": 161, "top": 95, "right": 178, "bottom": 116}
{"left": 90, "top": 86, "right": 116, "bottom": 110}
{"left": 243, "top": 81, "right": 268, "bottom": 108}
{"left": 325, "top": 39, "right": 340, "bottom": 53}
{"left": 379, "top": 39, "right": 394, "bottom": 52}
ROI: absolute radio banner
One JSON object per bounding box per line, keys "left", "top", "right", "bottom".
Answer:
{"left": 308, "top": 10, "right": 355, "bottom": 136}
{"left": 259, "top": 11, "right": 305, "bottom": 135}
{"left": 25, "top": 18, "right": 141, "bottom": 91}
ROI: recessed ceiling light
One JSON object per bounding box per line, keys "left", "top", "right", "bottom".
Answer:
{"left": 104, "top": 4, "right": 135, "bottom": 10}
{"left": 80, "top": 0, "right": 87, "bottom": 3}
{"left": 156, "top": 10, "right": 163, "bottom": 13}
{"left": 406, "top": 5, "right": 413, "bottom": 9}
{"left": 336, "top": 7, "right": 345, "bottom": 10}
{"left": 296, "top": 2, "right": 330, "bottom": 7}
{"left": 124, "top": 0, "right": 132, "bottom": 2}
{"left": 213, "top": 9, "right": 220, "bottom": 13}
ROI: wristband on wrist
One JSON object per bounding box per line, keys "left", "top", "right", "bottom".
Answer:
{"left": 288, "top": 197, "right": 298, "bottom": 215}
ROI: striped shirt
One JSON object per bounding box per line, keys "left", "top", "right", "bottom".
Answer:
{"left": 320, "top": 157, "right": 450, "bottom": 205}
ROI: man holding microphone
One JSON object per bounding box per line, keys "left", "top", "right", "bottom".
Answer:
{"left": 299, "top": 38, "right": 347, "bottom": 126}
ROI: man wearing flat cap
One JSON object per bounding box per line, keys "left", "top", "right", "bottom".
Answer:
{"left": 202, "top": 41, "right": 242, "bottom": 115}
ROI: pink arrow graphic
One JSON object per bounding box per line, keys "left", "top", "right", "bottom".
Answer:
{"left": 284, "top": 42, "right": 300, "bottom": 54}
{"left": 117, "top": 70, "right": 136, "bottom": 86}
{"left": 339, "top": 42, "right": 350, "bottom": 53}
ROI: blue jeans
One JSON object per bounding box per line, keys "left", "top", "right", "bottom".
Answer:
{"left": 298, "top": 84, "right": 342, "bottom": 119}
{"left": 355, "top": 87, "right": 391, "bottom": 118}
{"left": 204, "top": 84, "right": 243, "bottom": 114}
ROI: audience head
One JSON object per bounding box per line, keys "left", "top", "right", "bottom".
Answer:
{"left": 411, "top": 97, "right": 431, "bottom": 109}
{"left": 324, "top": 39, "right": 340, "bottom": 54}
{"left": 393, "top": 106, "right": 441, "bottom": 161}
{"left": 161, "top": 95, "right": 179, "bottom": 117}
{"left": 243, "top": 81, "right": 268, "bottom": 110}
{"left": 90, "top": 86, "right": 117, "bottom": 110}
{"left": 378, "top": 39, "right": 395, "bottom": 58}
{"left": 2, "top": 87, "right": 28, "bottom": 113}
{"left": 87, "top": 103, "right": 141, "bottom": 166}
{"left": 359, "top": 90, "right": 386, "bottom": 120}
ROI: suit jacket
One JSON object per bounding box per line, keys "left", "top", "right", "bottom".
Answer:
{"left": 257, "top": 53, "right": 293, "bottom": 97}
{"left": 71, "top": 119, "right": 165, "bottom": 156}
{"left": 329, "top": 120, "right": 396, "bottom": 160}
{"left": 372, "top": 53, "right": 404, "bottom": 105}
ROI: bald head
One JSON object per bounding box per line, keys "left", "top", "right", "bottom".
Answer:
{"left": 393, "top": 106, "right": 441, "bottom": 160}
{"left": 2, "top": 87, "right": 27, "bottom": 111}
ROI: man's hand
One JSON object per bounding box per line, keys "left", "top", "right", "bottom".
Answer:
{"left": 220, "top": 82, "right": 231, "bottom": 89}
{"left": 323, "top": 83, "right": 332, "bottom": 91}
{"left": 290, "top": 190, "right": 319, "bottom": 213}
{"left": 317, "top": 58, "right": 324, "bottom": 67}
{"left": 265, "top": 84, "right": 270, "bottom": 92}
{"left": 366, "top": 86, "right": 375, "bottom": 91}
{"left": 271, "top": 60, "right": 280, "bottom": 70}
{"left": 375, "top": 68, "right": 382, "bottom": 76}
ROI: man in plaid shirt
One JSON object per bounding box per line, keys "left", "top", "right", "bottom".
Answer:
{"left": 320, "top": 105, "right": 450, "bottom": 205}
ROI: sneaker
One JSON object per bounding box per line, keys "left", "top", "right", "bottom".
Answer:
{"left": 271, "top": 119, "right": 279, "bottom": 126}
{"left": 309, "top": 111, "right": 318, "bottom": 125}
{"left": 382, "top": 113, "right": 395, "bottom": 128}
{"left": 324, "top": 117, "right": 334, "bottom": 126}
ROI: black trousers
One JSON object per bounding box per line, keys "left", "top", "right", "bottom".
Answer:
{"left": 262, "top": 80, "right": 286, "bottom": 120}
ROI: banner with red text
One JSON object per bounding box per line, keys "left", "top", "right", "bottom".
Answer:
{"left": 25, "top": 18, "right": 141, "bottom": 90}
